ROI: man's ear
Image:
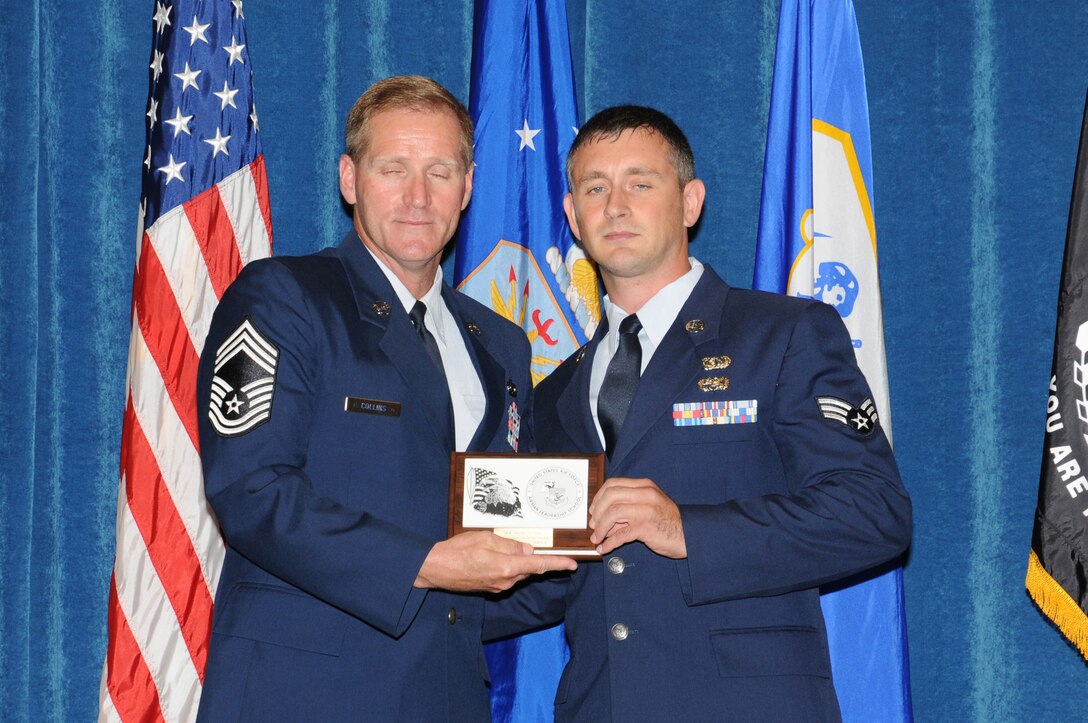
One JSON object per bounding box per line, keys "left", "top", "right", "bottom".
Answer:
{"left": 461, "top": 164, "right": 474, "bottom": 210}
{"left": 563, "top": 193, "right": 581, "bottom": 240}
{"left": 338, "top": 154, "right": 357, "bottom": 205}
{"left": 682, "top": 178, "right": 706, "bottom": 228}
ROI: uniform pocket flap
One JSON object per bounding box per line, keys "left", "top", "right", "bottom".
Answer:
{"left": 214, "top": 583, "right": 345, "bottom": 656}
{"left": 710, "top": 626, "right": 830, "bottom": 678}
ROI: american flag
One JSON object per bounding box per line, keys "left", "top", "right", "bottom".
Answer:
{"left": 99, "top": 1, "right": 272, "bottom": 721}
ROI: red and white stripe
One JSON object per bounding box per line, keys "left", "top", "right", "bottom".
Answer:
{"left": 100, "top": 158, "right": 272, "bottom": 723}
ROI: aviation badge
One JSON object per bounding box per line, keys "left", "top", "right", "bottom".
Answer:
{"left": 209, "top": 318, "right": 279, "bottom": 437}
{"left": 816, "top": 396, "right": 879, "bottom": 435}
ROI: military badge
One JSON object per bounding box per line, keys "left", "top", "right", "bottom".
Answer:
{"left": 506, "top": 401, "right": 521, "bottom": 451}
{"left": 673, "top": 400, "right": 757, "bottom": 426}
{"left": 701, "top": 355, "right": 731, "bottom": 371}
{"left": 208, "top": 318, "right": 279, "bottom": 437}
{"left": 466, "top": 321, "right": 482, "bottom": 336}
{"left": 371, "top": 300, "right": 391, "bottom": 316}
{"left": 684, "top": 319, "right": 705, "bottom": 333}
{"left": 697, "top": 376, "right": 730, "bottom": 392}
{"left": 817, "top": 396, "right": 879, "bottom": 435}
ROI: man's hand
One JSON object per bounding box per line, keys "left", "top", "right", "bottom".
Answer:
{"left": 589, "top": 477, "right": 686, "bottom": 558}
{"left": 414, "top": 531, "right": 577, "bottom": 593}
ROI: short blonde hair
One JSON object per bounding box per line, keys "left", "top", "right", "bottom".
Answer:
{"left": 344, "top": 75, "right": 474, "bottom": 169}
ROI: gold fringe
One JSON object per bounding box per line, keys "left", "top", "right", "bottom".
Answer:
{"left": 1026, "top": 549, "right": 1088, "bottom": 661}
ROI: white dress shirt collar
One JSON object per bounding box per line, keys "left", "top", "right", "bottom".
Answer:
{"left": 363, "top": 243, "right": 484, "bottom": 452}
{"left": 363, "top": 244, "right": 448, "bottom": 339}
{"left": 601, "top": 258, "right": 704, "bottom": 362}
{"left": 588, "top": 258, "right": 704, "bottom": 445}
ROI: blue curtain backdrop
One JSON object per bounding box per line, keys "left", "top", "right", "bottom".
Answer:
{"left": 3, "top": 1, "right": 1087, "bottom": 720}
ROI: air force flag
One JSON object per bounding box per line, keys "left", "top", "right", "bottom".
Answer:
{"left": 454, "top": 0, "right": 599, "bottom": 387}
{"left": 755, "top": 1, "right": 912, "bottom": 720}
{"left": 453, "top": 1, "right": 600, "bottom": 721}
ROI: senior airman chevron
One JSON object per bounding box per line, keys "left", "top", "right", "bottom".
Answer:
{"left": 672, "top": 400, "right": 757, "bottom": 426}
{"left": 209, "top": 318, "right": 279, "bottom": 436}
{"left": 816, "top": 395, "right": 878, "bottom": 435}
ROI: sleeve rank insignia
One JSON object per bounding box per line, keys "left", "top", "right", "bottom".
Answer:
{"left": 817, "top": 396, "right": 879, "bottom": 435}
{"left": 209, "top": 318, "right": 279, "bottom": 437}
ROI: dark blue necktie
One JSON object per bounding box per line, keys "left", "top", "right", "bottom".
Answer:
{"left": 409, "top": 300, "right": 455, "bottom": 444}
{"left": 598, "top": 314, "right": 642, "bottom": 458}
{"left": 409, "top": 301, "right": 446, "bottom": 382}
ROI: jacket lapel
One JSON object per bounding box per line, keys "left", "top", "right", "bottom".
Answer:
{"left": 609, "top": 268, "right": 732, "bottom": 466}
{"left": 555, "top": 325, "right": 607, "bottom": 454}
{"left": 335, "top": 234, "right": 453, "bottom": 448}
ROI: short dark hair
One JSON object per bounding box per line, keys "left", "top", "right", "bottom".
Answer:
{"left": 567, "top": 105, "right": 695, "bottom": 188}
{"left": 344, "top": 75, "right": 474, "bottom": 168}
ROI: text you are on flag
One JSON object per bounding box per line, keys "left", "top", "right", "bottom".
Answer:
{"left": 1027, "top": 90, "right": 1088, "bottom": 661}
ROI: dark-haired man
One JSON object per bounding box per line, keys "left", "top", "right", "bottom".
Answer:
{"left": 487, "top": 106, "right": 911, "bottom": 720}
{"left": 196, "top": 75, "right": 575, "bottom": 721}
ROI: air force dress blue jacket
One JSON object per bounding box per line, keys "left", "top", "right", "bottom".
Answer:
{"left": 486, "top": 266, "right": 911, "bottom": 722}
{"left": 195, "top": 234, "right": 532, "bottom": 721}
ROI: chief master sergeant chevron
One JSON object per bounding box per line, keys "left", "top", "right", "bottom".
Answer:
{"left": 194, "top": 75, "right": 576, "bottom": 721}
{"left": 485, "top": 105, "right": 912, "bottom": 721}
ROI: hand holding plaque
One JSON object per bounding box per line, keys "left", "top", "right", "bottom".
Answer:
{"left": 449, "top": 453, "right": 605, "bottom": 558}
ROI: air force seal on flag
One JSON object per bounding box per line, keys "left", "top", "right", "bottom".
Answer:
{"left": 817, "top": 395, "right": 878, "bottom": 435}
{"left": 209, "top": 318, "right": 279, "bottom": 437}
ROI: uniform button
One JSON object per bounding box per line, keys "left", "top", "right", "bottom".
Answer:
{"left": 448, "top": 608, "right": 458, "bottom": 624}
{"left": 607, "top": 556, "right": 626, "bottom": 574}
{"left": 610, "top": 622, "right": 629, "bottom": 641}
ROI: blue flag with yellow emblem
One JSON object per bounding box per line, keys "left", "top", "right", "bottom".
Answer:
{"left": 755, "top": 0, "right": 912, "bottom": 720}
{"left": 454, "top": 0, "right": 600, "bottom": 720}
{"left": 455, "top": 0, "right": 599, "bottom": 385}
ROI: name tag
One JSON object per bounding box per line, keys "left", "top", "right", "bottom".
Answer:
{"left": 672, "top": 400, "right": 757, "bottom": 426}
{"left": 345, "top": 396, "right": 401, "bottom": 417}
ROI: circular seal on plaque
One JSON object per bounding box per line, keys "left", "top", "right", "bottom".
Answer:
{"left": 526, "top": 466, "right": 584, "bottom": 520}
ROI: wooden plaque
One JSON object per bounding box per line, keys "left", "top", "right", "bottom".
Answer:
{"left": 449, "top": 452, "right": 605, "bottom": 558}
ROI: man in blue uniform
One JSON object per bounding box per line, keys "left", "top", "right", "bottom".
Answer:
{"left": 195, "top": 76, "right": 575, "bottom": 721}
{"left": 486, "top": 106, "right": 911, "bottom": 720}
